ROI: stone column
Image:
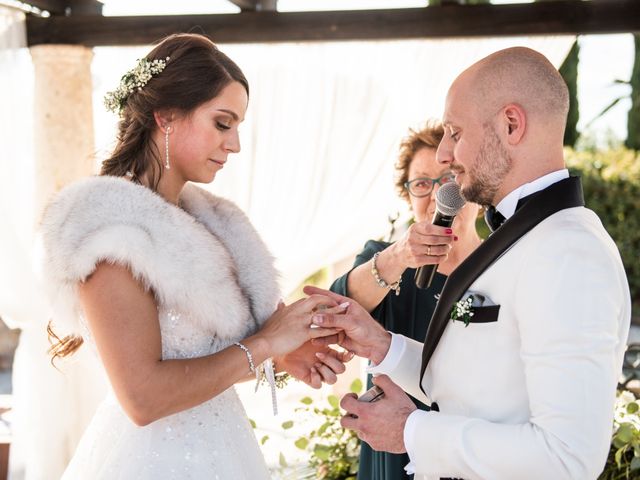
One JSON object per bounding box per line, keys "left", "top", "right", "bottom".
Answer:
{"left": 30, "top": 45, "right": 95, "bottom": 217}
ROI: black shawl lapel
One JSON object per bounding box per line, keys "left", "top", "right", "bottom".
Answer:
{"left": 419, "top": 176, "right": 585, "bottom": 392}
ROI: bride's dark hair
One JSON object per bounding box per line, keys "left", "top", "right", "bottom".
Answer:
{"left": 48, "top": 33, "right": 249, "bottom": 362}
{"left": 102, "top": 33, "right": 248, "bottom": 189}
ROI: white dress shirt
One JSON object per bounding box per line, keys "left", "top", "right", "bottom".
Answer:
{"left": 495, "top": 169, "right": 569, "bottom": 220}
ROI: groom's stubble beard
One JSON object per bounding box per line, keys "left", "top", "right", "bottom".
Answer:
{"left": 460, "top": 123, "right": 513, "bottom": 207}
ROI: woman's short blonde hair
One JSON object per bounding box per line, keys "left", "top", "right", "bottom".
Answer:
{"left": 394, "top": 121, "right": 445, "bottom": 204}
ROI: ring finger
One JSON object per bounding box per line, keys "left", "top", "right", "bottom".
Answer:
{"left": 425, "top": 244, "right": 451, "bottom": 257}
{"left": 314, "top": 362, "right": 338, "bottom": 384}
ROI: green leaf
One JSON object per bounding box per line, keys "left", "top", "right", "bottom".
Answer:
{"left": 328, "top": 395, "right": 340, "bottom": 409}
{"left": 314, "top": 444, "right": 332, "bottom": 461}
{"left": 627, "top": 402, "right": 639, "bottom": 414}
{"left": 614, "top": 436, "right": 628, "bottom": 449}
{"left": 617, "top": 423, "right": 635, "bottom": 443}
{"left": 260, "top": 435, "right": 269, "bottom": 445}
{"left": 295, "top": 437, "right": 309, "bottom": 450}
{"left": 248, "top": 418, "right": 256, "bottom": 429}
{"left": 615, "top": 446, "right": 626, "bottom": 468}
{"left": 300, "top": 396, "right": 314, "bottom": 405}
{"left": 317, "top": 421, "right": 332, "bottom": 436}
{"left": 350, "top": 378, "right": 363, "bottom": 394}
{"left": 631, "top": 456, "right": 640, "bottom": 471}
{"left": 282, "top": 420, "right": 294, "bottom": 430}
{"left": 279, "top": 452, "right": 288, "bottom": 468}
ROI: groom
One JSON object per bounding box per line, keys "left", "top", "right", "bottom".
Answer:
{"left": 307, "top": 47, "right": 631, "bottom": 480}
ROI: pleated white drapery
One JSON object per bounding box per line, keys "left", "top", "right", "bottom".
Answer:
{"left": 0, "top": 8, "right": 108, "bottom": 480}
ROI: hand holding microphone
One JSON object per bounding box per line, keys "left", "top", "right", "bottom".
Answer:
{"left": 414, "top": 182, "right": 466, "bottom": 289}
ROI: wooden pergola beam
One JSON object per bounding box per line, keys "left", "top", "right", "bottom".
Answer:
{"left": 22, "top": 0, "right": 102, "bottom": 15}
{"left": 17, "top": 0, "right": 65, "bottom": 14}
{"left": 226, "top": 0, "right": 277, "bottom": 12}
{"left": 26, "top": 0, "right": 640, "bottom": 47}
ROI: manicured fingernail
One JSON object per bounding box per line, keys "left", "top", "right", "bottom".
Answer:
{"left": 454, "top": 236, "right": 459, "bottom": 241}
{"left": 313, "top": 315, "right": 324, "bottom": 325}
{"left": 339, "top": 302, "right": 350, "bottom": 309}
{"left": 315, "top": 352, "right": 325, "bottom": 359}
{"left": 445, "top": 228, "right": 453, "bottom": 234}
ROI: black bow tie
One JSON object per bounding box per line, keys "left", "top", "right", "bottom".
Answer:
{"left": 485, "top": 192, "right": 540, "bottom": 232}
{"left": 484, "top": 205, "right": 506, "bottom": 232}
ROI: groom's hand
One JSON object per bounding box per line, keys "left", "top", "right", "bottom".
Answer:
{"left": 303, "top": 286, "right": 392, "bottom": 364}
{"left": 340, "top": 375, "right": 416, "bottom": 453}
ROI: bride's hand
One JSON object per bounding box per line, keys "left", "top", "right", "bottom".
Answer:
{"left": 275, "top": 341, "right": 355, "bottom": 389}
{"left": 257, "top": 295, "right": 345, "bottom": 358}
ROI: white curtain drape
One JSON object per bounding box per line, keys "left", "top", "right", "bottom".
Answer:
{"left": 0, "top": 6, "right": 37, "bottom": 326}
{"left": 93, "top": 35, "right": 575, "bottom": 294}
{"left": 0, "top": 8, "right": 107, "bottom": 480}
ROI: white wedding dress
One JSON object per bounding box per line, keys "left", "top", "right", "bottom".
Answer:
{"left": 41, "top": 178, "right": 281, "bottom": 479}
{"left": 61, "top": 308, "right": 271, "bottom": 480}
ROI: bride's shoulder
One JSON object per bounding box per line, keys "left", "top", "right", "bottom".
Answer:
{"left": 180, "top": 183, "right": 248, "bottom": 222}
{"left": 46, "top": 176, "right": 160, "bottom": 215}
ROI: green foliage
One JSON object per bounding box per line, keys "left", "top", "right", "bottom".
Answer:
{"left": 565, "top": 147, "right": 640, "bottom": 316}
{"left": 559, "top": 39, "right": 580, "bottom": 147}
{"left": 598, "top": 390, "right": 640, "bottom": 480}
{"left": 286, "top": 379, "right": 364, "bottom": 480}
{"left": 626, "top": 35, "right": 640, "bottom": 151}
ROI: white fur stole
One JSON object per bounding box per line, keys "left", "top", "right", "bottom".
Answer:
{"left": 39, "top": 176, "right": 281, "bottom": 341}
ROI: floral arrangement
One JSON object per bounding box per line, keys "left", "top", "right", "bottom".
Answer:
{"left": 290, "top": 385, "right": 361, "bottom": 480}
{"left": 450, "top": 295, "right": 475, "bottom": 327}
{"left": 599, "top": 389, "right": 640, "bottom": 479}
{"left": 104, "top": 57, "right": 170, "bottom": 114}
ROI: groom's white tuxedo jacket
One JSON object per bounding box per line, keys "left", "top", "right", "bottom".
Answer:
{"left": 371, "top": 176, "right": 631, "bottom": 480}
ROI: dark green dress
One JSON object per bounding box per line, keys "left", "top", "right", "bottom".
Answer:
{"left": 330, "top": 240, "right": 447, "bottom": 480}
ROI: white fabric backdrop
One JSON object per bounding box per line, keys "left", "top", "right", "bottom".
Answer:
{"left": 0, "top": 6, "right": 37, "bottom": 326}
{"left": 0, "top": 8, "right": 107, "bottom": 480}
{"left": 92, "top": 36, "right": 575, "bottom": 294}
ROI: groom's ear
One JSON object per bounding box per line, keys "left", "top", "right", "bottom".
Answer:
{"left": 500, "top": 103, "right": 526, "bottom": 145}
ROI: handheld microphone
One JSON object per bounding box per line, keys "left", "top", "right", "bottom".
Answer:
{"left": 414, "top": 182, "right": 466, "bottom": 289}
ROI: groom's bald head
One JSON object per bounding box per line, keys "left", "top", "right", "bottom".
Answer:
{"left": 454, "top": 46, "right": 569, "bottom": 126}
{"left": 438, "top": 47, "right": 569, "bottom": 205}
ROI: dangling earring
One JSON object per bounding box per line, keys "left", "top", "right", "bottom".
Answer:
{"left": 164, "top": 126, "right": 171, "bottom": 170}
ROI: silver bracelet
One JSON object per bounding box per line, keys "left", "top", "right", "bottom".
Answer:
{"left": 234, "top": 342, "right": 260, "bottom": 384}
{"left": 371, "top": 251, "right": 402, "bottom": 296}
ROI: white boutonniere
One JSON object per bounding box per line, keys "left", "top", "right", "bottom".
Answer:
{"left": 450, "top": 295, "right": 476, "bottom": 327}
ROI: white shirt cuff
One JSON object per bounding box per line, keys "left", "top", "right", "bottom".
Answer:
{"left": 366, "top": 332, "right": 407, "bottom": 375}
{"left": 403, "top": 409, "right": 425, "bottom": 475}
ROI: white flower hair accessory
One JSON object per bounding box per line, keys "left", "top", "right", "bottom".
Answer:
{"left": 104, "top": 56, "right": 170, "bottom": 115}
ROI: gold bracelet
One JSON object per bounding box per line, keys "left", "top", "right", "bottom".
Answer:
{"left": 371, "top": 251, "right": 402, "bottom": 296}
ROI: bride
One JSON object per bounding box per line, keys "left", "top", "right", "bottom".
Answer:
{"left": 40, "top": 33, "right": 349, "bottom": 479}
